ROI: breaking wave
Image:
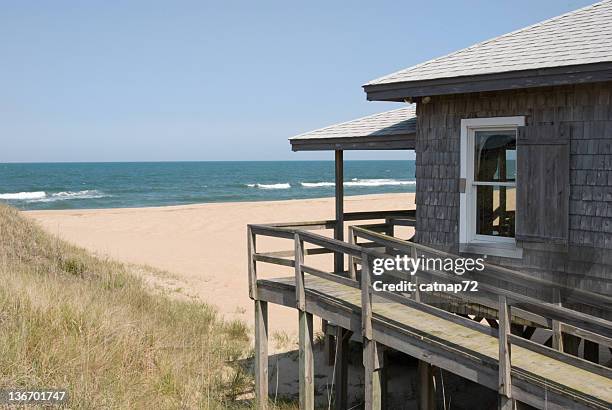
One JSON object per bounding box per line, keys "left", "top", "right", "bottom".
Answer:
{"left": 246, "top": 183, "right": 291, "bottom": 190}
{"left": 345, "top": 178, "right": 416, "bottom": 187}
{"left": 0, "top": 191, "right": 46, "bottom": 200}
{"left": 301, "top": 182, "right": 335, "bottom": 188}
{"left": 0, "top": 190, "right": 108, "bottom": 203}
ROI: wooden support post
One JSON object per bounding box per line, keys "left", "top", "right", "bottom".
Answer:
{"left": 334, "top": 150, "right": 344, "bottom": 274}
{"left": 363, "top": 339, "right": 383, "bottom": 410}
{"left": 334, "top": 328, "right": 353, "bottom": 410}
{"left": 379, "top": 348, "right": 387, "bottom": 410}
{"left": 323, "top": 320, "right": 334, "bottom": 366}
{"left": 299, "top": 310, "right": 314, "bottom": 409}
{"left": 498, "top": 295, "right": 514, "bottom": 410}
{"left": 361, "top": 252, "right": 382, "bottom": 410}
{"left": 254, "top": 300, "right": 269, "bottom": 409}
{"left": 584, "top": 340, "right": 600, "bottom": 364}
{"left": 295, "top": 233, "right": 314, "bottom": 409}
{"left": 247, "top": 226, "right": 257, "bottom": 299}
{"left": 417, "top": 360, "right": 435, "bottom": 410}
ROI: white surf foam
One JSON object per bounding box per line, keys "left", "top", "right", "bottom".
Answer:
{"left": 301, "top": 179, "right": 415, "bottom": 188}
{"left": 246, "top": 183, "right": 291, "bottom": 190}
{"left": 21, "top": 190, "right": 108, "bottom": 203}
{"left": 301, "top": 182, "right": 335, "bottom": 188}
{"left": 0, "top": 191, "right": 46, "bottom": 200}
{"left": 0, "top": 190, "right": 109, "bottom": 202}
{"left": 344, "top": 178, "right": 416, "bottom": 187}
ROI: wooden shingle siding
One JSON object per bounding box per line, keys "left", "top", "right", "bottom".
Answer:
{"left": 415, "top": 82, "right": 612, "bottom": 295}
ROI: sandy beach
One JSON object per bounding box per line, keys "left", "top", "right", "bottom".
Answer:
{"left": 26, "top": 193, "right": 415, "bottom": 339}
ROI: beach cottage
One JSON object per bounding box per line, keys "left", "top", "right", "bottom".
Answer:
{"left": 249, "top": 2, "right": 612, "bottom": 409}
{"left": 362, "top": 1, "right": 612, "bottom": 298}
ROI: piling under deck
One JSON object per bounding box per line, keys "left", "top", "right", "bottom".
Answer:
{"left": 257, "top": 276, "right": 612, "bottom": 409}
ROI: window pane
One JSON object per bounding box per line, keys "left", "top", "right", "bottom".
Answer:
{"left": 474, "top": 130, "right": 516, "bottom": 182}
{"left": 476, "top": 185, "right": 515, "bottom": 238}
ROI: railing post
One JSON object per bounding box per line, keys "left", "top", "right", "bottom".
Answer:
{"left": 361, "top": 252, "right": 382, "bottom": 410}
{"left": 384, "top": 217, "right": 394, "bottom": 237}
{"left": 498, "top": 295, "right": 514, "bottom": 410}
{"left": 250, "top": 226, "right": 268, "bottom": 408}
{"left": 551, "top": 288, "right": 563, "bottom": 351}
{"left": 295, "top": 233, "right": 306, "bottom": 311}
{"left": 361, "top": 252, "right": 373, "bottom": 343}
{"left": 247, "top": 226, "right": 257, "bottom": 300}
{"left": 348, "top": 226, "right": 357, "bottom": 280}
{"left": 410, "top": 245, "right": 421, "bottom": 302}
{"left": 383, "top": 217, "right": 394, "bottom": 256}
{"left": 295, "top": 233, "right": 314, "bottom": 409}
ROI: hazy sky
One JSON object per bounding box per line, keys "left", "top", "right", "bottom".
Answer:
{"left": 1, "top": 0, "right": 595, "bottom": 162}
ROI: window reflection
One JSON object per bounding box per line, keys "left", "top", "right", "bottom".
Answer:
{"left": 474, "top": 131, "right": 516, "bottom": 182}
{"left": 473, "top": 130, "right": 517, "bottom": 238}
{"left": 476, "top": 186, "right": 516, "bottom": 237}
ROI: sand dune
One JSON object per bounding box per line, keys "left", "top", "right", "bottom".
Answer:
{"left": 26, "top": 193, "right": 415, "bottom": 339}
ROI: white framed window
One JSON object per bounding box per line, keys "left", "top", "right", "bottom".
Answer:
{"left": 459, "top": 117, "right": 524, "bottom": 258}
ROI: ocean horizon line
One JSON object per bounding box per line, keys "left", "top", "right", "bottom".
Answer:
{"left": 0, "top": 159, "right": 413, "bottom": 165}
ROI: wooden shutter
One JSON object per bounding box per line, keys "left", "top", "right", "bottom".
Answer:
{"left": 515, "top": 124, "right": 570, "bottom": 244}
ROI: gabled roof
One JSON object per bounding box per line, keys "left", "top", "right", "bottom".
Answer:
{"left": 365, "top": 0, "right": 612, "bottom": 101}
{"left": 289, "top": 106, "right": 416, "bottom": 151}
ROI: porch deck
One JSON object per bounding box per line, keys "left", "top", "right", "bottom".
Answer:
{"left": 257, "top": 275, "right": 611, "bottom": 409}
{"left": 248, "top": 210, "right": 612, "bottom": 409}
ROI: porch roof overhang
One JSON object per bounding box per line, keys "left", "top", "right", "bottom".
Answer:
{"left": 289, "top": 106, "right": 416, "bottom": 151}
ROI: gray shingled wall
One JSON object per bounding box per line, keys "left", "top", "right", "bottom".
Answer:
{"left": 415, "top": 82, "right": 612, "bottom": 295}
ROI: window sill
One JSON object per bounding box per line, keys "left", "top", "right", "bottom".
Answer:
{"left": 459, "top": 241, "right": 523, "bottom": 259}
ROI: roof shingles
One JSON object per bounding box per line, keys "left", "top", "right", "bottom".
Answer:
{"left": 290, "top": 106, "right": 416, "bottom": 141}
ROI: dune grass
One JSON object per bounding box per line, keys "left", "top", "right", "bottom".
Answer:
{"left": 0, "top": 204, "right": 255, "bottom": 408}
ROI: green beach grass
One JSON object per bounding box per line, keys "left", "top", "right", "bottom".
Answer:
{"left": 0, "top": 204, "right": 257, "bottom": 408}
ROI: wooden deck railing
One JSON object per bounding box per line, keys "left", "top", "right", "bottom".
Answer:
{"left": 349, "top": 225, "right": 612, "bottom": 343}
{"left": 247, "top": 211, "right": 612, "bottom": 409}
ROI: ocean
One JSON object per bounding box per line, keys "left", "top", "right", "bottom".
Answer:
{"left": 0, "top": 161, "right": 416, "bottom": 210}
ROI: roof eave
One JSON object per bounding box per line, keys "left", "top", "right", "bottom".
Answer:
{"left": 289, "top": 134, "right": 415, "bottom": 151}
{"left": 364, "top": 62, "right": 612, "bottom": 102}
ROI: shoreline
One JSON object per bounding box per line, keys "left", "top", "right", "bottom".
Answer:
{"left": 22, "top": 192, "right": 415, "bottom": 214}
{"left": 25, "top": 192, "right": 416, "bottom": 339}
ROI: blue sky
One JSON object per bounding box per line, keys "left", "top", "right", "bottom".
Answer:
{"left": 1, "top": 0, "right": 595, "bottom": 162}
